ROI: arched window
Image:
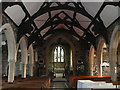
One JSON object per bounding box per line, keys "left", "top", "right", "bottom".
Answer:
{"left": 54, "top": 46, "right": 64, "bottom": 62}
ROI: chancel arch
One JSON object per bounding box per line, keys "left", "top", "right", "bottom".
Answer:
{"left": 50, "top": 45, "right": 66, "bottom": 77}
{"left": 45, "top": 32, "right": 76, "bottom": 76}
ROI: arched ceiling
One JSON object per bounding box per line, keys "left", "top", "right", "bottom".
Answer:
{"left": 2, "top": 0, "right": 120, "bottom": 48}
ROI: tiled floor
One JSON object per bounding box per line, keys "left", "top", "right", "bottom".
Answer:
{"left": 50, "top": 78, "right": 70, "bottom": 89}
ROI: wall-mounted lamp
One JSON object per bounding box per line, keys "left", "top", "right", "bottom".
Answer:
{"left": 94, "top": 54, "right": 96, "bottom": 57}
{"left": 18, "top": 49, "right": 21, "bottom": 52}
{"left": 1, "top": 41, "right": 6, "bottom": 46}
{"left": 28, "top": 53, "right": 30, "bottom": 56}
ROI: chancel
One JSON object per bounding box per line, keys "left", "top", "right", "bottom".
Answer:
{"left": 0, "top": 0, "right": 120, "bottom": 89}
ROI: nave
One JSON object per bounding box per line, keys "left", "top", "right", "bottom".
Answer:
{"left": 0, "top": 0, "right": 120, "bottom": 89}
{"left": 2, "top": 76, "right": 120, "bottom": 89}
{"left": 50, "top": 78, "right": 69, "bottom": 89}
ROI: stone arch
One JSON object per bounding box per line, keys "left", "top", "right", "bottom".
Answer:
{"left": 45, "top": 33, "right": 76, "bottom": 75}
{"left": 17, "top": 36, "right": 28, "bottom": 78}
{"left": 89, "top": 45, "right": 96, "bottom": 76}
{"left": 109, "top": 26, "right": 120, "bottom": 81}
{"left": 96, "top": 37, "right": 109, "bottom": 76}
{"left": 50, "top": 42, "right": 71, "bottom": 77}
{"left": 0, "top": 23, "right": 16, "bottom": 83}
{"left": 51, "top": 45, "right": 66, "bottom": 77}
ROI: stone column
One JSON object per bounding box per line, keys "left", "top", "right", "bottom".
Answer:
{"left": 8, "top": 60, "right": 15, "bottom": 83}
{"left": 20, "top": 36, "right": 28, "bottom": 78}
{"left": 110, "top": 47, "right": 118, "bottom": 81}
{"left": 109, "top": 26, "right": 120, "bottom": 81}
{"left": 89, "top": 46, "right": 94, "bottom": 76}
{"left": 90, "top": 64, "right": 94, "bottom": 76}
{"left": 29, "top": 64, "right": 34, "bottom": 76}
{"left": 22, "top": 64, "right": 27, "bottom": 78}
{"left": 28, "top": 45, "right": 34, "bottom": 76}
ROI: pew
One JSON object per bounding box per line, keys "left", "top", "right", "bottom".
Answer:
{"left": 2, "top": 76, "right": 50, "bottom": 89}
{"left": 69, "top": 76, "right": 111, "bottom": 88}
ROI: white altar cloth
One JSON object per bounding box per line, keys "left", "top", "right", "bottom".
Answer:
{"left": 77, "top": 80, "right": 116, "bottom": 90}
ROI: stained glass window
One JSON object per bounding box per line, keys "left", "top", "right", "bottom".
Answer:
{"left": 54, "top": 46, "right": 64, "bottom": 62}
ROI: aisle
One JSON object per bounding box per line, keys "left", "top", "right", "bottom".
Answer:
{"left": 50, "top": 78, "right": 69, "bottom": 89}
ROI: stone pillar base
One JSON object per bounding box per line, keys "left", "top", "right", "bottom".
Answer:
{"left": 8, "top": 60, "right": 15, "bottom": 83}
{"left": 22, "top": 64, "right": 27, "bottom": 78}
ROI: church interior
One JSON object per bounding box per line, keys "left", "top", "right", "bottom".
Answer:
{"left": 0, "top": 0, "right": 120, "bottom": 89}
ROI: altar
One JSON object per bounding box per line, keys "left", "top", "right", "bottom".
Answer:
{"left": 77, "top": 80, "right": 118, "bottom": 90}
